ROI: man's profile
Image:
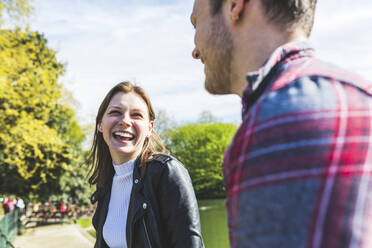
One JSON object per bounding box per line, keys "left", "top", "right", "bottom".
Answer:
{"left": 191, "top": 0, "right": 372, "bottom": 247}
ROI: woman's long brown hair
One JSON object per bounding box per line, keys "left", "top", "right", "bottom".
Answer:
{"left": 87, "top": 81, "right": 168, "bottom": 188}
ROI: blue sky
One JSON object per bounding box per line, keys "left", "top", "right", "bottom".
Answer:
{"left": 29, "top": 0, "right": 372, "bottom": 127}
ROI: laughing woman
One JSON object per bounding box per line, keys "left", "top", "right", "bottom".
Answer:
{"left": 87, "top": 82, "right": 204, "bottom": 248}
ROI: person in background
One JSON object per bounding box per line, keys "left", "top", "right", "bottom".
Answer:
{"left": 2, "top": 196, "right": 10, "bottom": 214}
{"left": 87, "top": 81, "right": 204, "bottom": 248}
{"left": 59, "top": 201, "right": 67, "bottom": 219}
{"left": 191, "top": 0, "right": 372, "bottom": 247}
{"left": 3, "top": 196, "right": 16, "bottom": 214}
{"left": 15, "top": 197, "right": 25, "bottom": 214}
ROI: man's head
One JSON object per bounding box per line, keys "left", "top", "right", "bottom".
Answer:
{"left": 209, "top": 0, "right": 317, "bottom": 37}
{"left": 191, "top": 0, "right": 317, "bottom": 96}
{"left": 191, "top": 0, "right": 236, "bottom": 95}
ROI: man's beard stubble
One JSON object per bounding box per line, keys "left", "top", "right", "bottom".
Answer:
{"left": 205, "top": 14, "right": 234, "bottom": 95}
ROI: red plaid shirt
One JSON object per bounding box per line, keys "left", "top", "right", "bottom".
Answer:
{"left": 223, "top": 42, "right": 372, "bottom": 248}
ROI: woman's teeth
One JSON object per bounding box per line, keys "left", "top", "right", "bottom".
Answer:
{"left": 114, "top": 132, "right": 134, "bottom": 141}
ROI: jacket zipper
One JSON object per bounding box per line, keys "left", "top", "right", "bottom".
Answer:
{"left": 142, "top": 218, "right": 153, "bottom": 248}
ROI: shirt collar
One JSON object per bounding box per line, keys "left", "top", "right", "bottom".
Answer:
{"left": 113, "top": 158, "right": 135, "bottom": 176}
{"left": 242, "top": 41, "right": 314, "bottom": 113}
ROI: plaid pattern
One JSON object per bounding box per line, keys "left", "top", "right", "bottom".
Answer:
{"left": 223, "top": 42, "right": 372, "bottom": 248}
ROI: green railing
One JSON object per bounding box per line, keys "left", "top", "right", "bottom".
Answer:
{"left": 0, "top": 209, "right": 19, "bottom": 248}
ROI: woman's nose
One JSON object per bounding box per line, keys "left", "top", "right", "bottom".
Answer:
{"left": 120, "top": 114, "right": 131, "bottom": 127}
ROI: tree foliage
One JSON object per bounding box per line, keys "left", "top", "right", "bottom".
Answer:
{"left": 0, "top": 0, "right": 32, "bottom": 26}
{"left": 167, "top": 123, "right": 237, "bottom": 198}
{"left": 56, "top": 151, "right": 94, "bottom": 205}
{"left": 0, "top": 28, "right": 90, "bottom": 203}
{"left": 197, "top": 110, "right": 217, "bottom": 123}
{"left": 154, "top": 109, "right": 176, "bottom": 146}
{"left": 154, "top": 109, "right": 176, "bottom": 136}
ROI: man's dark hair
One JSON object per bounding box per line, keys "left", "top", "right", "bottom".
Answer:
{"left": 209, "top": 0, "right": 317, "bottom": 36}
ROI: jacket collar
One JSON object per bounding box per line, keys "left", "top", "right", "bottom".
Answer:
{"left": 242, "top": 41, "right": 315, "bottom": 115}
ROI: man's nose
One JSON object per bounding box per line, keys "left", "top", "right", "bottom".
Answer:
{"left": 192, "top": 48, "right": 200, "bottom": 59}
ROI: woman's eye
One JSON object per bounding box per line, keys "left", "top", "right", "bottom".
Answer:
{"left": 108, "top": 110, "right": 121, "bottom": 115}
{"left": 132, "top": 113, "right": 143, "bottom": 118}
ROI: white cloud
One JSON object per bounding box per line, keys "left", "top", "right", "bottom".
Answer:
{"left": 29, "top": 0, "right": 372, "bottom": 128}
{"left": 310, "top": 1, "right": 372, "bottom": 79}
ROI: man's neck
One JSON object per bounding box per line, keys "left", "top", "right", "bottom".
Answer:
{"left": 231, "top": 29, "right": 307, "bottom": 97}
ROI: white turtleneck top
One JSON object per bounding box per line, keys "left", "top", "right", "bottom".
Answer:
{"left": 103, "top": 159, "right": 135, "bottom": 248}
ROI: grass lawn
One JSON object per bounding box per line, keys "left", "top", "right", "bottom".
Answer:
{"left": 77, "top": 218, "right": 92, "bottom": 229}
{"left": 77, "top": 218, "right": 96, "bottom": 238}
{"left": 87, "top": 229, "right": 96, "bottom": 238}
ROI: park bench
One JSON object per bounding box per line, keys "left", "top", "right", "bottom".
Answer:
{"left": 24, "top": 203, "right": 96, "bottom": 228}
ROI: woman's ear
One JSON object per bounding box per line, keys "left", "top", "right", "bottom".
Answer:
{"left": 97, "top": 123, "right": 103, "bottom": 132}
{"left": 147, "top": 121, "right": 154, "bottom": 137}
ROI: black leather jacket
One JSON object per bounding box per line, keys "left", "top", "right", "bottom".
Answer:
{"left": 91, "top": 154, "right": 204, "bottom": 248}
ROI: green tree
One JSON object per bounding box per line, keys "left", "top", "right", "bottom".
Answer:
{"left": 0, "top": 0, "right": 32, "bottom": 26}
{"left": 154, "top": 109, "right": 176, "bottom": 146}
{"left": 47, "top": 103, "right": 93, "bottom": 205}
{"left": 56, "top": 151, "right": 94, "bottom": 205}
{"left": 0, "top": 0, "right": 92, "bottom": 204}
{"left": 0, "top": 28, "right": 88, "bottom": 202}
{"left": 197, "top": 110, "right": 217, "bottom": 123}
{"left": 167, "top": 123, "right": 237, "bottom": 198}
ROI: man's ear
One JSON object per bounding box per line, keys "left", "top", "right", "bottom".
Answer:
{"left": 97, "top": 123, "right": 103, "bottom": 132}
{"left": 229, "top": 0, "right": 246, "bottom": 25}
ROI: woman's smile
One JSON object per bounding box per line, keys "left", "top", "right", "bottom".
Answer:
{"left": 113, "top": 130, "right": 135, "bottom": 142}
